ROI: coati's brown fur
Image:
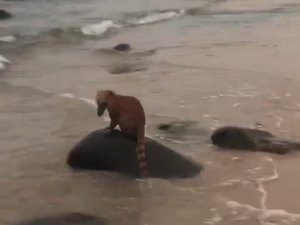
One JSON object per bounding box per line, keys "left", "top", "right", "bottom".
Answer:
{"left": 95, "top": 90, "right": 149, "bottom": 177}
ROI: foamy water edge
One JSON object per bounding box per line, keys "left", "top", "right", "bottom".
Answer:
{"left": 226, "top": 157, "right": 300, "bottom": 225}
{"left": 0, "top": 54, "right": 10, "bottom": 70}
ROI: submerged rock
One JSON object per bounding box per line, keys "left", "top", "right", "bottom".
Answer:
{"left": 94, "top": 43, "right": 156, "bottom": 75}
{"left": 15, "top": 212, "right": 105, "bottom": 225}
{"left": 211, "top": 126, "right": 300, "bottom": 154}
{"left": 156, "top": 120, "right": 210, "bottom": 144}
{"left": 107, "top": 63, "right": 147, "bottom": 74}
{"left": 158, "top": 120, "right": 196, "bottom": 134}
{"left": 94, "top": 47, "right": 149, "bottom": 75}
{"left": 67, "top": 129, "right": 202, "bottom": 179}
{"left": 0, "top": 9, "right": 12, "bottom": 20}
{"left": 113, "top": 43, "right": 131, "bottom": 52}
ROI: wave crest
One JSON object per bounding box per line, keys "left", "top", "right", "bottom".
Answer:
{"left": 0, "top": 35, "right": 16, "bottom": 43}
{"left": 132, "top": 10, "right": 184, "bottom": 25}
{"left": 81, "top": 20, "right": 121, "bottom": 36}
{"left": 0, "top": 54, "right": 10, "bottom": 70}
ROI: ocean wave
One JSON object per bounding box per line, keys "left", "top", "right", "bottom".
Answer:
{"left": 33, "top": 89, "right": 97, "bottom": 108}
{"left": 1, "top": 4, "right": 290, "bottom": 46}
{"left": 79, "top": 10, "right": 184, "bottom": 37}
{"left": 81, "top": 20, "right": 122, "bottom": 36}
{"left": 0, "top": 9, "right": 185, "bottom": 44}
{"left": 59, "top": 92, "right": 96, "bottom": 108}
{"left": 0, "top": 35, "right": 16, "bottom": 43}
{"left": 34, "top": 89, "right": 110, "bottom": 122}
{"left": 58, "top": 92, "right": 111, "bottom": 122}
{"left": 185, "top": 5, "right": 299, "bottom": 16}
{"left": 131, "top": 10, "right": 185, "bottom": 25}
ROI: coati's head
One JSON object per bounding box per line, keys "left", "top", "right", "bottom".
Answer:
{"left": 95, "top": 90, "right": 115, "bottom": 117}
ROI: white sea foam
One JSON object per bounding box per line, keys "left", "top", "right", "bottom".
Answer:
{"left": 227, "top": 200, "right": 300, "bottom": 224}
{"left": 226, "top": 157, "right": 300, "bottom": 225}
{"left": 133, "top": 10, "right": 184, "bottom": 25}
{"left": 0, "top": 35, "right": 16, "bottom": 43}
{"left": 36, "top": 88, "right": 51, "bottom": 94}
{"left": 257, "top": 158, "right": 279, "bottom": 211}
{"left": 0, "top": 54, "right": 10, "bottom": 70}
{"left": 78, "top": 97, "right": 97, "bottom": 107}
{"left": 58, "top": 92, "right": 111, "bottom": 122}
{"left": 0, "top": 54, "right": 10, "bottom": 64}
{"left": 60, "top": 93, "right": 74, "bottom": 98}
{"left": 247, "top": 166, "right": 262, "bottom": 175}
{"left": 274, "top": 115, "right": 283, "bottom": 128}
{"left": 60, "top": 93, "right": 96, "bottom": 108}
{"left": 135, "top": 178, "right": 153, "bottom": 191}
{"left": 204, "top": 215, "right": 222, "bottom": 225}
{"left": 81, "top": 20, "right": 121, "bottom": 36}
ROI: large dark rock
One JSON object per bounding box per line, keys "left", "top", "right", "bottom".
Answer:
{"left": 0, "top": 9, "right": 12, "bottom": 20}
{"left": 67, "top": 129, "right": 202, "bottom": 179}
{"left": 211, "top": 126, "right": 300, "bottom": 154}
{"left": 15, "top": 212, "right": 105, "bottom": 225}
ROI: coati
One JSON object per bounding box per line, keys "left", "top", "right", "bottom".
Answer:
{"left": 95, "top": 90, "right": 149, "bottom": 177}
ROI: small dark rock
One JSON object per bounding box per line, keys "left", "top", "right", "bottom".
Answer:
{"left": 113, "top": 43, "right": 131, "bottom": 52}
{"left": 158, "top": 124, "right": 171, "bottom": 130}
{"left": 185, "top": 7, "right": 209, "bottom": 16}
{"left": 15, "top": 212, "right": 105, "bottom": 225}
{"left": 108, "top": 63, "right": 147, "bottom": 74}
{"left": 0, "top": 9, "right": 12, "bottom": 20}
{"left": 67, "top": 129, "right": 202, "bottom": 179}
{"left": 157, "top": 121, "right": 194, "bottom": 134}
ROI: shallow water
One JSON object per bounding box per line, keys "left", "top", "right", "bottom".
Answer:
{"left": 2, "top": 0, "right": 300, "bottom": 224}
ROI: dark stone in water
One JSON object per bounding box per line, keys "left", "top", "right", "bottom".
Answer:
{"left": 15, "top": 212, "right": 105, "bottom": 225}
{"left": 108, "top": 63, "right": 147, "bottom": 75}
{"left": 158, "top": 121, "right": 195, "bottom": 134}
{"left": 113, "top": 43, "right": 131, "bottom": 52}
{"left": 185, "top": 7, "right": 207, "bottom": 16}
{"left": 0, "top": 9, "right": 12, "bottom": 20}
{"left": 67, "top": 129, "right": 202, "bottom": 179}
{"left": 156, "top": 120, "right": 209, "bottom": 144}
{"left": 211, "top": 126, "right": 300, "bottom": 154}
{"left": 158, "top": 124, "right": 171, "bottom": 130}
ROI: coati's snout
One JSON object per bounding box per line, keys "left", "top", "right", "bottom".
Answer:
{"left": 97, "top": 102, "right": 107, "bottom": 117}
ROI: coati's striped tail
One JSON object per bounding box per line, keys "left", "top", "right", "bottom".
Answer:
{"left": 136, "top": 127, "right": 149, "bottom": 177}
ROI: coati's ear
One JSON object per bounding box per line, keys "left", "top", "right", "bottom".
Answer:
{"left": 96, "top": 90, "right": 115, "bottom": 102}
{"left": 106, "top": 90, "right": 115, "bottom": 97}
{"left": 95, "top": 90, "right": 106, "bottom": 104}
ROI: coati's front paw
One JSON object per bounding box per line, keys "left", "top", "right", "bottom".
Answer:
{"left": 105, "top": 126, "right": 116, "bottom": 131}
